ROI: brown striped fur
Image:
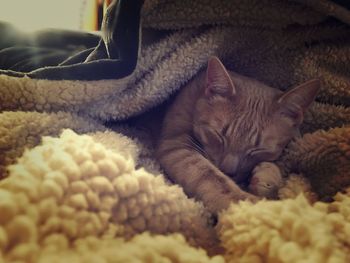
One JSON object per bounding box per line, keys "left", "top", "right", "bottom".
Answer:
{"left": 156, "top": 57, "right": 320, "bottom": 213}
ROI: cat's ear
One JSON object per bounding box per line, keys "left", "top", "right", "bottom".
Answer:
{"left": 277, "top": 79, "right": 320, "bottom": 125}
{"left": 205, "top": 56, "right": 236, "bottom": 98}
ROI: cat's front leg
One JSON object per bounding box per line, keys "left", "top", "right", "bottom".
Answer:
{"left": 156, "top": 140, "right": 259, "bottom": 213}
{"left": 248, "top": 162, "right": 284, "bottom": 199}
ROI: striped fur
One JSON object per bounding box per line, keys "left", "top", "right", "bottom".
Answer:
{"left": 156, "top": 57, "right": 319, "bottom": 213}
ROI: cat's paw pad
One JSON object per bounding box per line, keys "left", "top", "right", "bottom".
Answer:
{"left": 248, "top": 162, "right": 283, "bottom": 199}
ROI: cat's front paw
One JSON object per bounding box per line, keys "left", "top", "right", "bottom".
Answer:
{"left": 240, "top": 192, "right": 261, "bottom": 203}
{"left": 209, "top": 192, "right": 260, "bottom": 214}
{"left": 248, "top": 162, "right": 283, "bottom": 199}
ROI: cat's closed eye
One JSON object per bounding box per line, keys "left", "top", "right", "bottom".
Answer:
{"left": 195, "top": 126, "right": 224, "bottom": 147}
{"left": 247, "top": 147, "right": 278, "bottom": 161}
{"left": 247, "top": 147, "right": 267, "bottom": 156}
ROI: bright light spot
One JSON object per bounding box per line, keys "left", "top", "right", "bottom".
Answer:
{"left": 0, "top": 0, "right": 88, "bottom": 32}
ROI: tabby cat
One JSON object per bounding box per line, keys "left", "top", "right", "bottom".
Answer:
{"left": 155, "top": 56, "right": 320, "bottom": 214}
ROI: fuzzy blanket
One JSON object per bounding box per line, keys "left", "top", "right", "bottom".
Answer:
{"left": 0, "top": 0, "right": 350, "bottom": 262}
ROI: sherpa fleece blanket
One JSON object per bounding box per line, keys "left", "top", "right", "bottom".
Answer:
{"left": 0, "top": 0, "right": 350, "bottom": 262}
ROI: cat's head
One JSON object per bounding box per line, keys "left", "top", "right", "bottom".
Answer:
{"left": 193, "top": 57, "right": 320, "bottom": 182}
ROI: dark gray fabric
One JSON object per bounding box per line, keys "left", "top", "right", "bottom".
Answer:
{"left": 0, "top": 0, "right": 143, "bottom": 80}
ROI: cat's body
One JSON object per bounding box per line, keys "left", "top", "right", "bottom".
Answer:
{"left": 149, "top": 57, "right": 318, "bottom": 214}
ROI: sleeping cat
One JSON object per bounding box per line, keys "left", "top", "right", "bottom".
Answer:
{"left": 155, "top": 56, "right": 320, "bottom": 214}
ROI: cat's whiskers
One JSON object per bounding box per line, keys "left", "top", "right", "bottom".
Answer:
{"left": 182, "top": 134, "right": 208, "bottom": 158}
